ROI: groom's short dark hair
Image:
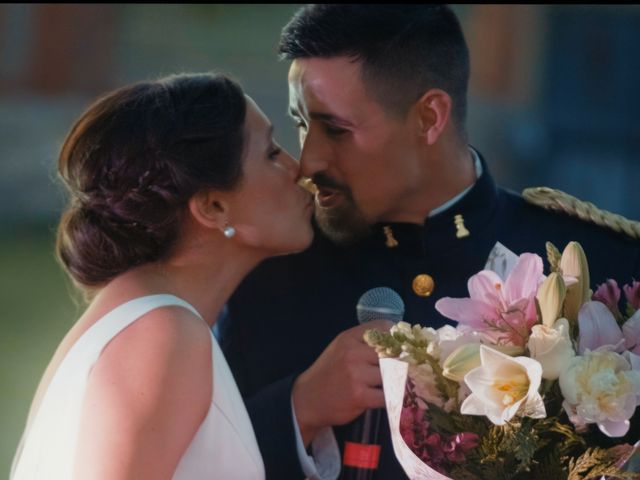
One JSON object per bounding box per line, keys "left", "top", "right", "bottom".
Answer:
{"left": 278, "top": 4, "right": 470, "bottom": 133}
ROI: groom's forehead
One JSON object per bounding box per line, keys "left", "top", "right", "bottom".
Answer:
{"left": 287, "top": 58, "right": 377, "bottom": 121}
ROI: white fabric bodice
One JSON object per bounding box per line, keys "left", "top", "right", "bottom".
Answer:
{"left": 11, "top": 294, "right": 265, "bottom": 479}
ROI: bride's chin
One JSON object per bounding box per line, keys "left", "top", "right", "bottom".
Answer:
{"left": 276, "top": 227, "right": 314, "bottom": 256}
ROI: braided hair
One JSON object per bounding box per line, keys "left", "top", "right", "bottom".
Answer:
{"left": 56, "top": 73, "right": 247, "bottom": 289}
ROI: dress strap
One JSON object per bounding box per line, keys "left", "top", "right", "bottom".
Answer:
{"left": 72, "top": 294, "right": 204, "bottom": 359}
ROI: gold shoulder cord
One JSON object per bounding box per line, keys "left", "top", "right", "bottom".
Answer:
{"left": 522, "top": 187, "right": 640, "bottom": 240}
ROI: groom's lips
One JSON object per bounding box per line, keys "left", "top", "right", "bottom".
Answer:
{"left": 298, "top": 176, "right": 347, "bottom": 209}
{"left": 316, "top": 187, "right": 343, "bottom": 208}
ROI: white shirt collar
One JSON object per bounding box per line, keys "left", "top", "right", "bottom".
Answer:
{"left": 428, "top": 148, "right": 483, "bottom": 218}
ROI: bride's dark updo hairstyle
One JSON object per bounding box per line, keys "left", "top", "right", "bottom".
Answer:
{"left": 56, "top": 73, "right": 247, "bottom": 288}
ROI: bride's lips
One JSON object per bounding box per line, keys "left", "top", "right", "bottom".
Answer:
{"left": 316, "top": 187, "right": 343, "bottom": 208}
{"left": 303, "top": 193, "right": 314, "bottom": 213}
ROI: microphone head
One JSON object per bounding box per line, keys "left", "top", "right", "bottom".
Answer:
{"left": 356, "top": 287, "right": 405, "bottom": 324}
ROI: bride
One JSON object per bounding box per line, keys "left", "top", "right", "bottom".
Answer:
{"left": 11, "top": 73, "right": 313, "bottom": 479}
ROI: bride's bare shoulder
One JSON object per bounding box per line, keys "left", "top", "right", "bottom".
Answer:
{"left": 92, "top": 302, "right": 213, "bottom": 393}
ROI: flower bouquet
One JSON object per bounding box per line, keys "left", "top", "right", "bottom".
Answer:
{"left": 365, "top": 241, "right": 640, "bottom": 479}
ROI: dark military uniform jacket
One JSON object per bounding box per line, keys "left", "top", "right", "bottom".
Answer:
{"left": 218, "top": 153, "right": 640, "bottom": 479}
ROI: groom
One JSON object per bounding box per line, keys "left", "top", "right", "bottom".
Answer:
{"left": 218, "top": 5, "right": 640, "bottom": 479}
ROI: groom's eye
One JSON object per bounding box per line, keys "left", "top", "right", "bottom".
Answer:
{"left": 323, "top": 123, "right": 347, "bottom": 136}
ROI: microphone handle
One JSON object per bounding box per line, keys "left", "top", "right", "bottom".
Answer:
{"left": 340, "top": 408, "right": 383, "bottom": 480}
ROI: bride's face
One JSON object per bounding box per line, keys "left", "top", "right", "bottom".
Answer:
{"left": 224, "top": 96, "right": 314, "bottom": 255}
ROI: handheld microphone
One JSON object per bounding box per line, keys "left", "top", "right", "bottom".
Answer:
{"left": 341, "top": 287, "right": 404, "bottom": 480}
{"left": 356, "top": 287, "right": 405, "bottom": 324}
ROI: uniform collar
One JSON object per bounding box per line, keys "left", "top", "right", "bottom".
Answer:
{"left": 429, "top": 147, "right": 483, "bottom": 217}
{"left": 365, "top": 148, "right": 499, "bottom": 255}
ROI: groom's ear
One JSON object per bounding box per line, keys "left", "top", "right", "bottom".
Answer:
{"left": 188, "top": 189, "right": 228, "bottom": 230}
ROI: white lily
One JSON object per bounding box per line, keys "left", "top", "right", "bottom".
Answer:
{"left": 461, "top": 345, "right": 546, "bottom": 425}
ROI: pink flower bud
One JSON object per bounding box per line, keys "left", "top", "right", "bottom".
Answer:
{"left": 455, "top": 432, "right": 480, "bottom": 452}
{"left": 592, "top": 279, "right": 622, "bottom": 320}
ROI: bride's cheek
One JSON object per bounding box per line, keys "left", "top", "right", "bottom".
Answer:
{"left": 233, "top": 224, "right": 264, "bottom": 247}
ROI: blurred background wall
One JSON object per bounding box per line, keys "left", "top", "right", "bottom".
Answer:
{"left": 1, "top": 4, "right": 638, "bottom": 474}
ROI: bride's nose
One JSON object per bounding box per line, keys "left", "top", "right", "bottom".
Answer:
{"left": 280, "top": 149, "right": 301, "bottom": 181}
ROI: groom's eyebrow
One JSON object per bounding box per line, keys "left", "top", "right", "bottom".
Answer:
{"left": 309, "top": 112, "right": 353, "bottom": 127}
{"left": 288, "top": 106, "right": 352, "bottom": 127}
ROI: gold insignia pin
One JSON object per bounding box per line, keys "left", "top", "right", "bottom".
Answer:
{"left": 383, "top": 226, "right": 399, "bottom": 248}
{"left": 454, "top": 214, "right": 470, "bottom": 239}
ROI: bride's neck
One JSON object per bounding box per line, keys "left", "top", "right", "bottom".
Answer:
{"left": 106, "top": 242, "right": 263, "bottom": 327}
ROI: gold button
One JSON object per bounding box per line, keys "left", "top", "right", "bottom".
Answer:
{"left": 412, "top": 274, "right": 434, "bottom": 297}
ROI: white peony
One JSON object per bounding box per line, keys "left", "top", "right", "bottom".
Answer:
{"left": 559, "top": 350, "right": 640, "bottom": 437}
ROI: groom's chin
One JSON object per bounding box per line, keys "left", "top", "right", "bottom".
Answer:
{"left": 314, "top": 204, "right": 371, "bottom": 247}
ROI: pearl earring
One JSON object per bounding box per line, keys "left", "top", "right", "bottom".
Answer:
{"left": 223, "top": 225, "right": 236, "bottom": 238}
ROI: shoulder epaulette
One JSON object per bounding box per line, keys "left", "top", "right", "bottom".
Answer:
{"left": 522, "top": 186, "right": 640, "bottom": 240}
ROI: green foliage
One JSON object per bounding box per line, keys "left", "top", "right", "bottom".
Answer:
{"left": 424, "top": 411, "right": 637, "bottom": 480}
{"left": 426, "top": 402, "right": 460, "bottom": 434}
{"left": 426, "top": 401, "right": 486, "bottom": 438}
{"left": 566, "top": 445, "right": 637, "bottom": 480}
{"left": 465, "top": 421, "right": 543, "bottom": 476}
{"left": 530, "top": 449, "right": 569, "bottom": 479}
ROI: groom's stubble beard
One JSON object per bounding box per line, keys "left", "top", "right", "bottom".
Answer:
{"left": 313, "top": 187, "right": 372, "bottom": 246}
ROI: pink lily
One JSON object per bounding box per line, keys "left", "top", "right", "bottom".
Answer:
{"left": 623, "top": 310, "right": 640, "bottom": 354}
{"left": 578, "top": 301, "right": 625, "bottom": 353}
{"left": 435, "top": 253, "right": 543, "bottom": 347}
{"left": 578, "top": 301, "right": 640, "bottom": 354}
{"left": 624, "top": 280, "right": 640, "bottom": 312}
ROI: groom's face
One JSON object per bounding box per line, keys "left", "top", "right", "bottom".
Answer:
{"left": 288, "top": 56, "right": 424, "bottom": 245}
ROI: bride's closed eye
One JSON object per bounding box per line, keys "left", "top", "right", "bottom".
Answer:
{"left": 267, "top": 143, "right": 282, "bottom": 160}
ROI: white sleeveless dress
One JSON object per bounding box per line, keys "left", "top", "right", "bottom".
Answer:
{"left": 10, "top": 294, "right": 265, "bottom": 479}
